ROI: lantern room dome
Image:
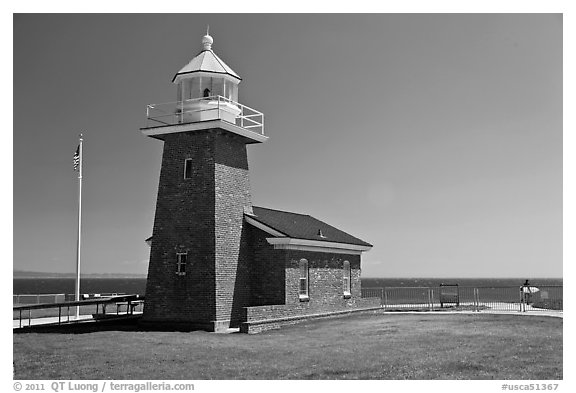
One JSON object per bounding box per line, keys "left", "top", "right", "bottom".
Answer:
{"left": 172, "top": 34, "right": 241, "bottom": 83}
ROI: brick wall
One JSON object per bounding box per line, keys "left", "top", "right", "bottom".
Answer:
{"left": 246, "top": 229, "right": 365, "bottom": 309}
{"left": 242, "top": 233, "right": 379, "bottom": 333}
{"left": 284, "top": 250, "right": 362, "bottom": 306}
{"left": 141, "top": 127, "right": 373, "bottom": 333}
{"left": 241, "top": 299, "right": 382, "bottom": 333}
{"left": 142, "top": 129, "right": 254, "bottom": 331}
{"left": 143, "top": 130, "right": 216, "bottom": 325}
{"left": 244, "top": 298, "right": 381, "bottom": 322}
{"left": 248, "top": 226, "right": 286, "bottom": 306}
{"left": 213, "top": 133, "right": 253, "bottom": 328}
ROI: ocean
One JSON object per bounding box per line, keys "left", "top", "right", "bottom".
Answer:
{"left": 13, "top": 277, "right": 563, "bottom": 297}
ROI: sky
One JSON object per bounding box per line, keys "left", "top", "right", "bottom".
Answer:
{"left": 12, "top": 13, "right": 563, "bottom": 278}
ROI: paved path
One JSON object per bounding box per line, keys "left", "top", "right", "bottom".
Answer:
{"left": 13, "top": 306, "right": 561, "bottom": 331}
{"left": 13, "top": 312, "right": 143, "bottom": 329}
{"left": 13, "top": 314, "right": 93, "bottom": 329}
{"left": 381, "top": 309, "right": 563, "bottom": 318}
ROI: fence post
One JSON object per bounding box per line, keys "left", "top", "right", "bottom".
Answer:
{"left": 474, "top": 288, "right": 478, "bottom": 312}
{"left": 384, "top": 288, "right": 388, "bottom": 310}
{"left": 380, "top": 288, "right": 384, "bottom": 308}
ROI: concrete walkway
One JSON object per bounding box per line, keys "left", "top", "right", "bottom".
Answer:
{"left": 381, "top": 309, "right": 563, "bottom": 318}
{"left": 13, "top": 312, "right": 143, "bottom": 330}
{"left": 13, "top": 307, "right": 561, "bottom": 331}
{"left": 13, "top": 314, "right": 93, "bottom": 329}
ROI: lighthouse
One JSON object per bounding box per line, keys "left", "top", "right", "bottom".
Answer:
{"left": 141, "top": 31, "right": 267, "bottom": 332}
{"left": 141, "top": 30, "right": 375, "bottom": 334}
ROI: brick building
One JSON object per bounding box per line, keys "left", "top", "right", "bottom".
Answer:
{"left": 140, "top": 32, "right": 378, "bottom": 333}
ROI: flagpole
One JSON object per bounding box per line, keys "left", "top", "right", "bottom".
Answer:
{"left": 75, "top": 134, "right": 83, "bottom": 318}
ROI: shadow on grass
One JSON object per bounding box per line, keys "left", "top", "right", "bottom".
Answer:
{"left": 13, "top": 315, "right": 246, "bottom": 335}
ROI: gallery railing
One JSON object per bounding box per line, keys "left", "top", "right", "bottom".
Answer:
{"left": 144, "top": 95, "right": 264, "bottom": 136}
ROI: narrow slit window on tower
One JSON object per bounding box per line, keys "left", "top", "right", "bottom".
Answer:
{"left": 176, "top": 252, "right": 187, "bottom": 276}
{"left": 184, "top": 159, "right": 193, "bottom": 179}
{"left": 343, "top": 260, "right": 351, "bottom": 298}
{"left": 299, "top": 258, "right": 309, "bottom": 301}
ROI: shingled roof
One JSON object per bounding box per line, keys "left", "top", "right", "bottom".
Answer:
{"left": 247, "top": 206, "right": 372, "bottom": 248}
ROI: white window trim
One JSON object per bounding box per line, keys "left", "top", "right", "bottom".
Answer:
{"left": 176, "top": 252, "right": 187, "bottom": 276}
{"left": 299, "top": 259, "right": 309, "bottom": 301}
{"left": 343, "top": 260, "right": 351, "bottom": 298}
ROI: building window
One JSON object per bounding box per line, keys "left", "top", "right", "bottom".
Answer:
{"left": 343, "top": 260, "right": 351, "bottom": 298}
{"left": 184, "top": 159, "right": 193, "bottom": 179}
{"left": 299, "top": 258, "right": 309, "bottom": 301}
{"left": 176, "top": 252, "right": 187, "bottom": 276}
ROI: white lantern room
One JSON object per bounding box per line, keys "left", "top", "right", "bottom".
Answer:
{"left": 143, "top": 31, "right": 266, "bottom": 144}
{"left": 172, "top": 32, "right": 242, "bottom": 124}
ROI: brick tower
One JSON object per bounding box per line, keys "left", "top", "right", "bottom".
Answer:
{"left": 141, "top": 31, "right": 267, "bottom": 331}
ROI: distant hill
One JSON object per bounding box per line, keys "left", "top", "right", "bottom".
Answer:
{"left": 13, "top": 270, "right": 147, "bottom": 279}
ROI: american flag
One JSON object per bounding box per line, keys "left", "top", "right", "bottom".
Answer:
{"left": 73, "top": 145, "right": 80, "bottom": 171}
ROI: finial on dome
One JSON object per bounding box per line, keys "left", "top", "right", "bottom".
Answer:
{"left": 202, "top": 26, "right": 213, "bottom": 50}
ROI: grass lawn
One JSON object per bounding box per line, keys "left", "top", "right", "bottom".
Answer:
{"left": 13, "top": 313, "right": 562, "bottom": 380}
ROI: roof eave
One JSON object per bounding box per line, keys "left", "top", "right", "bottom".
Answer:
{"left": 266, "top": 237, "right": 372, "bottom": 255}
{"left": 171, "top": 70, "right": 242, "bottom": 83}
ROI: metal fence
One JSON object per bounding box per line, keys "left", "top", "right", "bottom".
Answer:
{"left": 13, "top": 294, "right": 66, "bottom": 305}
{"left": 361, "top": 285, "right": 562, "bottom": 312}
{"left": 13, "top": 293, "right": 127, "bottom": 306}
{"left": 13, "top": 295, "right": 144, "bottom": 329}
